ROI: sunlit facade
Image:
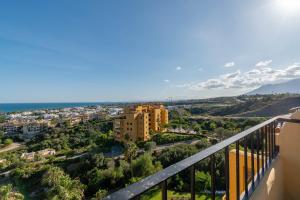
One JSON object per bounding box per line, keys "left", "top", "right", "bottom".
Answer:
{"left": 114, "top": 104, "right": 168, "bottom": 142}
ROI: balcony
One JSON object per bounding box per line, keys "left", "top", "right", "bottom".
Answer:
{"left": 105, "top": 108, "right": 300, "bottom": 200}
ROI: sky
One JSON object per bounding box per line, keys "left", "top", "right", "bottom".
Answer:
{"left": 1, "top": 0, "right": 300, "bottom": 103}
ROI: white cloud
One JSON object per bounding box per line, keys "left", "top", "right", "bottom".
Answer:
{"left": 178, "top": 63, "right": 300, "bottom": 91}
{"left": 224, "top": 62, "right": 235, "bottom": 68}
{"left": 164, "top": 79, "right": 170, "bottom": 83}
{"left": 176, "top": 66, "right": 182, "bottom": 71}
{"left": 256, "top": 60, "right": 272, "bottom": 67}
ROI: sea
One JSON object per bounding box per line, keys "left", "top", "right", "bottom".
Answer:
{"left": 0, "top": 102, "right": 112, "bottom": 113}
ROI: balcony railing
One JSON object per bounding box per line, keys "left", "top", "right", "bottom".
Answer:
{"left": 104, "top": 115, "right": 300, "bottom": 200}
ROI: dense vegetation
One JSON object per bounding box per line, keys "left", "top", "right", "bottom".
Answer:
{"left": 1, "top": 94, "right": 283, "bottom": 199}
{"left": 0, "top": 130, "right": 14, "bottom": 148}
{"left": 26, "top": 120, "right": 117, "bottom": 153}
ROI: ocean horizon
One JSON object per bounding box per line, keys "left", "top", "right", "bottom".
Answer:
{"left": 0, "top": 102, "right": 114, "bottom": 113}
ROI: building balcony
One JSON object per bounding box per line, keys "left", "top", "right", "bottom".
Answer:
{"left": 105, "top": 108, "right": 300, "bottom": 200}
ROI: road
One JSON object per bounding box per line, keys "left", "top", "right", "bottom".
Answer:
{"left": 189, "top": 115, "right": 266, "bottom": 120}
{"left": 0, "top": 170, "right": 11, "bottom": 177}
{"left": 154, "top": 139, "right": 201, "bottom": 151}
{"left": 0, "top": 143, "right": 22, "bottom": 153}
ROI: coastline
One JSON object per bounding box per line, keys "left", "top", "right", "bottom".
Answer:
{"left": 0, "top": 102, "right": 107, "bottom": 113}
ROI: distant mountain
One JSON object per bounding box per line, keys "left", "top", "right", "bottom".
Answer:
{"left": 247, "top": 79, "right": 300, "bottom": 95}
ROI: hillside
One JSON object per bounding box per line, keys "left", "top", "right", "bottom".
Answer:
{"left": 247, "top": 79, "right": 300, "bottom": 95}
{"left": 184, "top": 94, "right": 300, "bottom": 117}
{"left": 237, "top": 96, "right": 300, "bottom": 117}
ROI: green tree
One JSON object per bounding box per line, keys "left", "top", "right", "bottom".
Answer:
{"left": 91, "top": 189, "right": 107, "bottom": 200}
{"left": 92, "top": 153, "right": 105, "bottom": 168}
{"left": 0, "top": 184, "right": 24, "bottom": 200}
{"left": 42, "top": 166, "right": 85, "bottom": 200}
{"left": 124, "top": 142, "right": 138, "bottom": 177}
{"left": 192, "top": 124, "right": 202, "bottom": 133}
{"left": 131, "top": 153, "right": 162, "bottom": 179}
{"left": 209, "top": 122, "right": 217, "bottom": 130}
{"left": 195, "top": 171, "right": 211, "bottom": 191}
{"left": 3, "top": 138, "right": 13, "bottom": 146}
{"left": 124, "top": 133, "right": 130, "bottom": 141}
{"left": 158, "top": 144, "right": 198, "bottom": 168}
{"left": 87, "top": 164, "right": 126, "bottom": 193}
{"left": 215, "top": 127, "right": 225, "bottom": 139}
{"left": 124, "top": 142, "right": 138, "bottom": 163}
{"left": 144, "top": 141, "right": 156, "bottom": 152}
{"left": 0, "top": 130, "right": 4, "bottom": 139}
{"left": 0, "top": 116, "right": 6, "bottom": 123}
{"left": 195, "top": 140, "right": 210, "bottom": 150}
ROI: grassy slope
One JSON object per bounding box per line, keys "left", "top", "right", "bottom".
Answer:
{"left": 141, "top": 189, "right": 222, "bottom": 200}
{"left": 238, "top": 96, "right": 300, "bottom": 117}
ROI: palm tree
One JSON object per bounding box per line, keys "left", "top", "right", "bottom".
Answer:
{"left": 124, "top": 142, "right": 138, "bottom": 162}
{"left": 43, "top": 166, "right": 85, "bottom": 200}
{"left": 91, "top": 189, "right": 107, "bottom": 200}
{"left": 124, "top": 142, "right": 138, "bottom": 177}
{"left": 0, "top": 184, "right": 12, "bottom": 200}
{"left": 0, "top": 184, "right": 24, "bottom": 200}
{"left": 42, "top": 166, "right": 64, "bottom": 186}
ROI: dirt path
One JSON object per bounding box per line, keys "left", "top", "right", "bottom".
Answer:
{"left": 0, "top": 143, "right": 22, "bottom": 153}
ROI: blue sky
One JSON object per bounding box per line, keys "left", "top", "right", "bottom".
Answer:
{"left": 1, "top": 0, "right": 300, "bottom": 103}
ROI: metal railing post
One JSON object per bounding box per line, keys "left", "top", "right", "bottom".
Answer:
{"left": 162, "top": 180, "right": 167, "bottom": 200}
{"left": 261, "top": 127, "right": 265, "bottom": 175}
{"left": 236, "top": 141, "right": 240, "bottom": 200}
{"left": 268, "top": 124, "right": 272, "bottom": 164}
{"left": 265, "top": 126, "right": 268, "bottom": 169}
{"left": 211, "top": 155, "right": 216, "bottom": 200}
{"left": 250, "top": 133, "right": 255, "bottom": 190}
{"left": 225, "top": 146, "right": 230, "bottom": 200}
{"left": 190, "top": 165, "right": 195, "bottom": 200}
{"left": 256, "top": 130, "right": 260, "bottom": 182}
{"left": 244, "top": 136, "right": 248, "bottom": 198}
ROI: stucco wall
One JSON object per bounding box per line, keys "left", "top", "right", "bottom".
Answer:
{"left": 250, "top": 158, "right": 284, "bottom": 200}
{"left": 278, "top": 111, "right": 300, "bottom": 200}
{"left": 251, "top": 110, "right": 300, "bottom": 200}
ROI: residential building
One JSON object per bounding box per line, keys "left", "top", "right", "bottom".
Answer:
{"left": 114, "top": 104, "right": 168, "bottom": 142}
{"left": 37, "top": 149, "right": 56, "bottom": 156}
{"left": 21, "top": 152, "right": 35, "bottom": 161}
{"left": 23, "top": 122, "right": 45, "bottom": 136}
{"left": 21, "top": 149, "right": 56, "bottom": 161}
{"left": 0, "top": 122, "right": 22, "bottom": 135}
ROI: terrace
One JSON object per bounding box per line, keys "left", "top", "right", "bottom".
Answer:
{"left": 104, "top": 108, "right": 300, "bottom": 200}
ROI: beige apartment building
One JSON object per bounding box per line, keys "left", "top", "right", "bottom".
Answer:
{"left": 114, "top": 104, "right": 168, "bottom": 142}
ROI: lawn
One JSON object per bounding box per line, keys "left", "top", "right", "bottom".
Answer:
{"left": 141, "top": 189, "right": 222, "bottom": 200}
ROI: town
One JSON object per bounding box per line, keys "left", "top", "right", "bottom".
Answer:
{"left": 0, "top": 105, "right": 122, "bottom": 140}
